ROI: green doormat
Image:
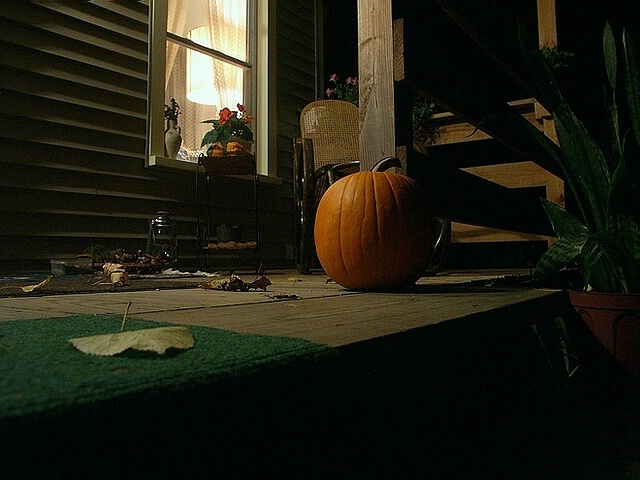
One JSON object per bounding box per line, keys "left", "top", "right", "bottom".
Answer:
{"left": 0, "top": 315, "right": 335, "bottom": 420}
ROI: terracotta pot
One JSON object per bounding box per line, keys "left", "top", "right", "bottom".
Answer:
{"left": 569, "top": 290, "right": 640, "bottom": 377}
{"left": 229, "top": 135, "right": 253, "bottom": 153}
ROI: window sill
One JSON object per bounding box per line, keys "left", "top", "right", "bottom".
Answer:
{"left": 147, "top": 155, "right": 282, "bottom": 185}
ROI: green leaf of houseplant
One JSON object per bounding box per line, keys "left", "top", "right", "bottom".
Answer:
{"left": 604, "top": 22, "right": 618, "bottom": 94}
{"left": 201, "top": 129, "right": 218, "bottom": 147}
{"left": 519, "top": 24, "right": 610, "bottom": 234}
{"left": 541, "top": 197, "right": 590, "bottom": 240}
{"left": 604, "top": 22, "right": 623, "bottom": 162}
{"left": 534, "top": 235, "right": 586, "bottom": 281}
{"left": 484, "top": 24, "right": 640, "bottom": 292}
{"left": 533, "top": 199, "right": 590, "bottom": 281}
{"left": 623, "top": 28, "right": 640, "bottom": 144}
{"left": 610, "top": 209, "right": 640, "bottom": 268}
{"left": 584, "top": 230, "right": 640, "bottom": 293}
{"left": 608, "top": 148, "right": 636, "bottom": 217}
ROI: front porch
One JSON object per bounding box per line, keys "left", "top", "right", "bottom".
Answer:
{"left": 0, "top": 269, "right": 562, "bottom": 345}
{"left": 1, "top": 270, "right": 637, "bottom": 478}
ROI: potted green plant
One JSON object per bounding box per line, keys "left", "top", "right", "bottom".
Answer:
{"left": 201, "top": 103, "right": 254, "bottom": 156}
{"left": 500, "top": 22, "right": 640, "bottom": 375}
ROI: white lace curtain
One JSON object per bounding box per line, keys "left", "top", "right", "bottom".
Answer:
{"left": 165, "top": 0, "right": 247, "bottom": 153}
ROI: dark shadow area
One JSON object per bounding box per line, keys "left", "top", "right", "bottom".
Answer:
{"left": 2, "top": 303, "right": 637, "bottom": 478}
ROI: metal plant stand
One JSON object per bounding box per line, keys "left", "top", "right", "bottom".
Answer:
{"left": 196, "top": 154, "right": 261, "bottom": 273}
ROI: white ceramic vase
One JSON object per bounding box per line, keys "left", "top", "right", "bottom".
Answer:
{"left": 164, "top": 119, "right": 182, "bottom": 159}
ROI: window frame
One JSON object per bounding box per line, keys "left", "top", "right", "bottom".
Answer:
{"left": 146, "top": 0, "right": 276, "bottom": 179}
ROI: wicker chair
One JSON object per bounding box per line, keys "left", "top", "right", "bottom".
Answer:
{"left": 293, "top": 100, "right": 361, "bottom": 273}
{"left": 293, "top": 99, "right": 450, "bottom": 274}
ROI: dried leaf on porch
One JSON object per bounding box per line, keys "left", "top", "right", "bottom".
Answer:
{"left": 69, "top": 326, "right": 194, "bottom": 357}
{"left": 248, "top": 275, "right": 272, "bottom": 290}
{"left": 265, "top": 293, "right": 300, "bottom": 300}
{"left": 207, "top": 241, "right": 257, "bottom": 250}
{"left": 21, "top": 275, "right": 52, "bottom": 293}
{"left": 103, "top": 262, "right": 128, "bottom": 286}
{"left": 200, "top": 274, "right": 271, "bottom": 291}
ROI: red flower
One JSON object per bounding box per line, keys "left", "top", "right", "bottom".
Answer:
{"left": 201, "top": 105, "right": 254, "bottom": 148}
{"left": 218, "top": 107, "right": 233, "bottom": 125}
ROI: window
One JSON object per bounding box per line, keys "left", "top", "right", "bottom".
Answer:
{"left": 147, "top": 0, "right": 273, "bottom": 175}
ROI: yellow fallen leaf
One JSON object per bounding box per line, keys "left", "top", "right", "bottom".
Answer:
{"left": 103, "top": 262, "right": 128, "bottom": 286}
{"left": 21, "top": 275, "right": 52, "bottom": 293}
{"left": 69, "top": 326, "right": 194, "bottom": 356}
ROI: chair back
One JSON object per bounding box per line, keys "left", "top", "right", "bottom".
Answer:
{"left": 300, "top": 100, "right": 359, "bottom": 170}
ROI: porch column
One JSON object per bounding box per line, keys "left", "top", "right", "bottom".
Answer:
{"left": 357, "top": 0, "right": 396, "bottom": 170}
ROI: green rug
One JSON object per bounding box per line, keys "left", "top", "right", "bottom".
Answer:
{"left": 0, "top": 315, "right": 335, "bottom": 420}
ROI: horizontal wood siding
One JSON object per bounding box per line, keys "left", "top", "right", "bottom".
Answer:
{"left": 276, "top": 0, "right": 319, "bottom": 185}
{"left": 0, "top": 0, "right": 315, "bottom": 273}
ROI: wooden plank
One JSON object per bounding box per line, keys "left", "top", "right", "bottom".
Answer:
{"left": 537, "top": 0, "right": 558, "bottom": 49}
{"left": 426, "top": 138, "right": 529, "bottom": 169}
{"left": 386, "top": 1, "right": 562, "bottom": 236}
{"left": 536, "top": 0, "right": 561, "bottom": 178}
{"left": 451, "top": 223, "right": 552, "bottom": 243}
{"left": 453, "top": 161, "right": 562, "bottom": 244}
{"left": 406, "top": 149, "right": 554, "bottom": 236}
{"left": 462, "top": 161, "right": 560, "bottom": 190}
{"left": 431, "top": 99, "right": 542, "bottom": 146}
{"left": 391, "top": 20, "right": 550, "bottom": 234}
{"left": 136, "top": 288, "right": 562, "bottom": 347}
{"left": 357, "top": 0, "right": 396, "bottom": 169}
{"left": 461, "top": 161, "right": 564, "bottom": 242}
{"left": 0, "top": 272, "right": 566, "bottom": 348}
{"left": 393, "top": 1, "right": 562, "bottom": 177}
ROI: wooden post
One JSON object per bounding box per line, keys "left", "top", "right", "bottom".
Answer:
{"left": 537, "top": 0, "right": 565, "bottom": 245}
{"left": 536, "top": 0, "right": 560, "bottom": 144}
{"left": 357, "top": 0, "right": 396, "bottom": 170}
{"left": 537, "top": 0, "right": 557, "bottom": 49}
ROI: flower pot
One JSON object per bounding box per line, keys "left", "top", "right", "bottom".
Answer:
{"left": 569, "top": 290, "right": 640, "bottom": 377}
{"left": 229, "top": 135, "right": 253, "bottom": 153}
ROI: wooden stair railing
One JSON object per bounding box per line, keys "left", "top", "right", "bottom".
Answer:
{"left": 357, "top": 0, "right": 564, "bottom": 248}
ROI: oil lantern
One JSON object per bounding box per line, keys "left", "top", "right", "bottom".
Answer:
{"left": 146, "top": 211, "right": 178, "bottom": 264}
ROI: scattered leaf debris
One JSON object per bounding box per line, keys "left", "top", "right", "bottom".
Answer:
{"left": 21, "top": 276, "right": 52, "bottom": 293}
{"left": 200, "top": 274, "right": 271, "bottom": 291}
{"left": 265, "top": 293, "right": 300, "bottom": 301}
{"left": 102, "top": 262, "right": 128, "bottom": 286}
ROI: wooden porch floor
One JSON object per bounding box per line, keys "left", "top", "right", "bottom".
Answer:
{"left": 0, "top": 269, "right": 565, "bottom": 347}
{"left": 3, "top": 270, "right": 639, "bottom": 479}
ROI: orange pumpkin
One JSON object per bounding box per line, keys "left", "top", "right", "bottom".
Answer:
{"left": 314, "top": 171, "right": 435, "bottom": 290}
